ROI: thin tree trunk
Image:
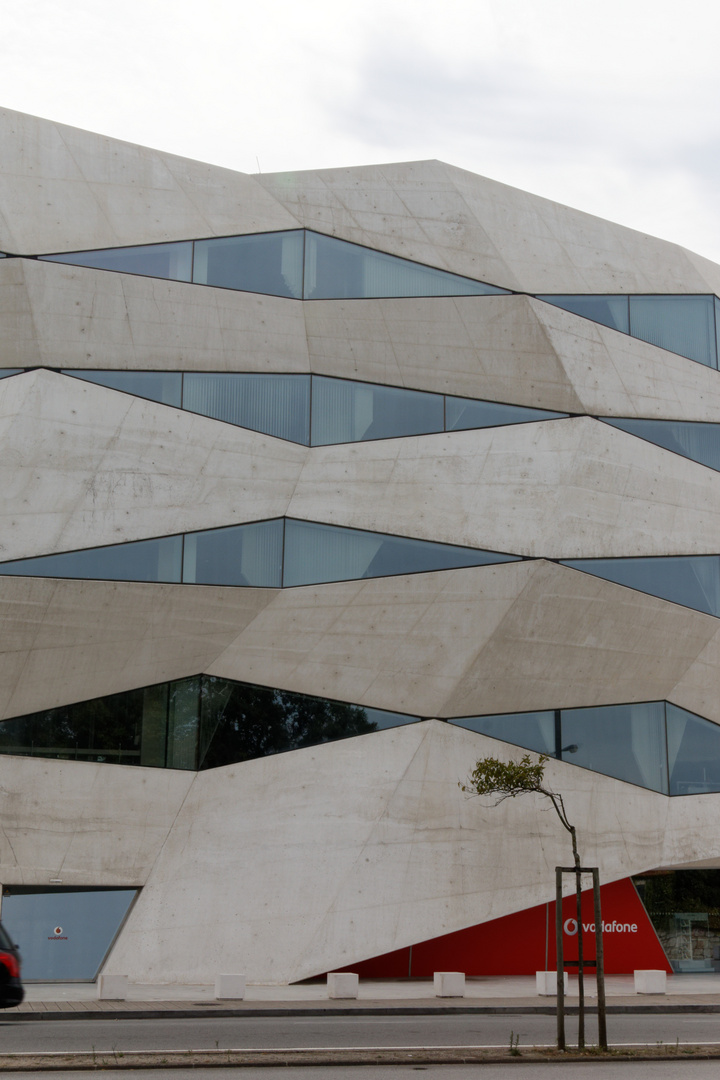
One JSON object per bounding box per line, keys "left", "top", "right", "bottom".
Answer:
{"left": 572, "top": 826, "right": 584, "bottom": 1049}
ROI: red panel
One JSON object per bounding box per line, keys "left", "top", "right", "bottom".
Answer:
{"left": 333, "top": 877, "right": 670, "bottom": 978}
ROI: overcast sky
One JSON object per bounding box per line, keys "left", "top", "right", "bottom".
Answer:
{"left": 2, "top": 0, "right": 720, "bottom": 260}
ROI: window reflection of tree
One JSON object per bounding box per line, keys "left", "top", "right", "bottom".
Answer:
{"left": 199, "top": 678, "right": 375, "bottom": 769}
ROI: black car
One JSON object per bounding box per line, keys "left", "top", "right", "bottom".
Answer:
{"left": 0, "top": 922, "right": 23, "bottom": 1008}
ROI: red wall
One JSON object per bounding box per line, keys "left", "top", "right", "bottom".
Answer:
{"left": 334, "top": 878, "right": 670, "bottom": 977}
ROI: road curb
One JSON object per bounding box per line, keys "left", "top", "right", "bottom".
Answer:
{"left": 6, "top": 1002, "right": 720, "bottom": 1022}
{"left": 0, "top": 1046, "right": 720, "bottom": 1070}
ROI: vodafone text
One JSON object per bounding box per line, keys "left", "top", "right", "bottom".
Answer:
{"left": 563, "top": 918, "right": 637, "bottom": 935}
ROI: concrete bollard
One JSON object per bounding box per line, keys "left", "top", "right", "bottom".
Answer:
{"left": 215, "top": 973, "right": 246, "bottom": 1000}
{"left": 634, "top": 969, "right": 666, "bottom": 994}
{"left": 97, "top": 974, "right": 128, "bottom": 1000}
{"left": 536, "top": 971, "right": 569, "bottom": 996}
{"left": 434, "top": 971, "right": 465, "bottom": 997}
{"left": 327, "top": 972, "right": 359, "bottom": 999}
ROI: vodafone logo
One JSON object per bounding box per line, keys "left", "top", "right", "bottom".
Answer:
{"left": 564, "top": 917, "right": 638, "bottom": 935}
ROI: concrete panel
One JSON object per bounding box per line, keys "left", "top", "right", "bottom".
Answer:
{"left": 0, "top": 754, "right": 193, "bottom": 886}
{"left": 0, "top": 369, "right": 305, "bottom": 560}
{"left": 207, "top": 562, "right": 720, "bottom": 721}
{"left": 304, "top": 294, "right": 586, "bottom": 413}
{"left": 1, "top": 560, "right": 715, "bottom": 727}
{"left": 96, "top": 721, "right": 720, "bottom": 984}
{"left": 0, "top": 108, "right": 299, "bottom": 253}
{"left": 6, "top": 267, "right": 720, "bottom": 426}
{"left": 290, "top": 416, "right": 720, "bottom": 558}
{"left": 535, "top": 298, "right": 720, "bottom": 421}
{"left": 0, "top": 576, "right": 275, "bottom": 719}
{"left": 258, "top": 160, "right": 720, "bottom": 296}
{"left": 438, "top": 562, "right": 720, "bottom": 718}
{"left": 305, "top": 295, "right": 720, "bottom": 422}
{"left": 0, "top": 259, "right": 309, "bottom": 373}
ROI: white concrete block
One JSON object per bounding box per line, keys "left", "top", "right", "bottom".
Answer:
{"left": 634, "top": 969, "right": 666, "bottom": 994}
{"left": 215, "top": 973, "right": 246, "bottom": 999}
{"left": 327, "top": 972, "right": 358, "bottom": 999}
{"left": 434, "top": 971, "right": 465, "bottom": 997}
{"left": 536, "top": 971, "right": 569, "bottom": 996}
{"left": 96, "top": 974, "right": 128, "bottom": 1000}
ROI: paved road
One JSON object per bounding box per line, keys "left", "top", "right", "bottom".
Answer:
{"left": 7, "top": 1066, "right": 720, "bottom": 1080}
{"left": 1, "top": 1013, "right": 719, "bottom": 1052}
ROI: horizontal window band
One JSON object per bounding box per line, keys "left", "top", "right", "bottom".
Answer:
{"left": 449, "top": 699, "right": 719, "bottom": 798}
{"left": 0, "top": 518, "right": 519, "bottom": 588}
{"left": 0, "top": 675, "right": 715, "bottom": 798}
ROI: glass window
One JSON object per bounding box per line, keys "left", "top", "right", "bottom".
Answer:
{"left": 0, "top": 535, "right": 183, "bottom": 583}
{"left": 449, "top": 711, "right": 556, "bottom": 756}
{"left": 561, "top": 701, "right": 668, "bottom": 793}
{"left": 183, "top": 373, "right": 310, "bottom": 444}
{"left": 303, "top": 231, "right": 507, "bottom": 299}
{"left": 1, "top": 887, "right": 137, "bottom": 981}
{"left": 311, "top": 376, "right": 443, "bottom": 444}
{"left": 562, "top": 555, "right": 720, "bottom": 617}
{"left": 0, "top": 675, "right": 419, "bottom": 773}
{"left": 536, "top": 295, "right": 630, "bottom": 333}
{"left": 63, "top": 370, "right": 182, "bottom": 407}
{"left": 198, "top": 678, "right": 411, "bottom": 768}
{"left": 193, "top": 230, "right": 304, "bottom": 298}
{"left": 667, "top": 703, "right": 720, "bottom": 795}
{"left": 41, "top": 242, "right": 192, "bottom": 282}
{"left": 166, "top": 678, "right": 200, "bottom": 770}
{"left": 601, "top": 417, "right": 720, "bottom": 473}
{"left": 0, "top": 686, "right": 147, "bottom": 765}
{"left": 629, "top": 295, "right": 717, "bottom": 367}
{"left": 446, "top": 396, "right": 567, "bottom": 431}
{"left": 282, "top": 519, "right": 517, "bottom": 587}
{"left": 0, "top": 369, "right": 23, "bottom": 380}
{"left": 182, "top": 520, "right": 283, "bottom": 587}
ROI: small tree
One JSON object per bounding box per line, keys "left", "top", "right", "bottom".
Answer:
{"left": 460, "top": 754, "right": 580, "bottom": 868}
{"left": 460, "top": 753, "right": 606, "bottom": 1051}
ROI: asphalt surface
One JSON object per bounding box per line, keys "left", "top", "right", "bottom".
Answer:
{"left": 1, "top": 1011, "right": 719, "bottom": 1051}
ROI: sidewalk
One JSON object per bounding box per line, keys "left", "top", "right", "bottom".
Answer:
{"left": 9, "top": 973, "right": 720, "bottom": 1019}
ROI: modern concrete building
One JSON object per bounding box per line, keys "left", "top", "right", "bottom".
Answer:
{"left": 1, "top": 107, "right": 720, "bottom": 982}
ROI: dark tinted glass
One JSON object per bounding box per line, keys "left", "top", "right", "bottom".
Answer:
{"left": 41, "top": 242, "right": 192, "bottom": 281}
{"left": 193, "top": 231, "right": 303, "bottom": 298}
{"left": 602, "top": 417, "right": 720, "bottom": 473}
{"left": 183, "top": 373, "right": 310, "bottom": 444}
{"left": 0, "top": 535, "right": 183, "bottom": 583}
{"left": 0, "top": 685, "right": 147, "bottom": 764}
{"left": 536, "top": 295, "right": 630, "bottom": 333}
{"left": 446, "top": 397, "right": 567, "bottom": 431}
{"left": 199, "top": 678, "right": 379, "bottom": 767}
{"left": 629, "top": 295, "right": 716, "bottom": 367}
{"left": 561, "top": 701, "right": 667, "bottom": 793}
{"left": 63, "top": 370, "right": 182, "bottom": 407}
{"left": 562, "top": 555, "right": 720, "bottom": 617}
{"left": 282, "top": 519, "right": 517, "bottom": 586}
{"left": 0, "top": 675, "right": 420, "bottom": 773}
{"left": 304, "top": 231, "right": 507, "bottom": 299}
{"left": 667, "top": 703, "right": 720, "bottom": 795}
{"left": 0, "top": 369, "right": 22, "bottom": 380}
{"left": 183, "top": 520, "right": 283, "bottom": 587}
{"left": 312, "top": 376, "right": 443, "bottom": 444}
{"left": 449, "top": 711, "right": 555, "bottom": 755}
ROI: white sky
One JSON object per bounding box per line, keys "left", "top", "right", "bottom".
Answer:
{"left": 2, "top": 0, "right": 720, "bottom": 260}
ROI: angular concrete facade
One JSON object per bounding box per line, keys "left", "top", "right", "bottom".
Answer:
{"left": 1, "top": 108, "right": 720, "bottom": 984}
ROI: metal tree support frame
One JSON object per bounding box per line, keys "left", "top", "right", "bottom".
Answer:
{"left": 555, "top": 865, "right": 607, "bottom": 1051}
